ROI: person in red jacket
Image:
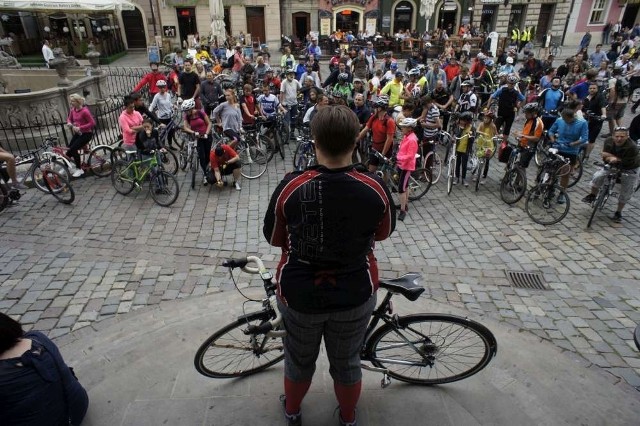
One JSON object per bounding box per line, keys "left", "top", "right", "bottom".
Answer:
{"left": 133, "top": 62, "right": 166, "bottom": 102}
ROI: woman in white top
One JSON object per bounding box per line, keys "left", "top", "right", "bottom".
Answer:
{"left": 150, "top": 80, "right": 178, "bottom": 149}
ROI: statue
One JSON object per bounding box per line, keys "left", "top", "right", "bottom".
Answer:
{"left": 0, "top": 51, "right": 21, "bottom": 69}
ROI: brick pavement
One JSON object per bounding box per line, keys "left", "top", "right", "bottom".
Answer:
{"left": 2, "top": 52, "right": 640, "bottom": 391}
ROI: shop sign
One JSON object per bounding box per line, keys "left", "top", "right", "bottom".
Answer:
{"left": 331, "top": 0, "right": 367, "bottom": 5}
{"left": 481, "top": 0, "right": 503, "bottom": 3}
{"left": 382, "top": 15, "right": 391, "bottom": 28}
{"left": 320, "top": 18, "right": 331, "bottom": 36}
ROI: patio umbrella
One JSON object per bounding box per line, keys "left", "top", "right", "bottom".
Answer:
{"left": 209, "top": 0, "right": 226, "bottom": 46}
{"left": 0, "top": 0, "right": 135, "bottom": 12}
{"left": 419, "top": 0, "right": 436, "bottom": 20}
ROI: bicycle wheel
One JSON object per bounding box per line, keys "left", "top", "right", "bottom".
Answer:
{"left": 475, "top": 159, "right": 484, "bottom": 192}
{"left": 422, "top": 150, "right": 442, "bottom": 184}
{"left": 194, "top": 312, "right": 285, "bottom": 378}
{"left": 446, "top": 158, "right": 455, "bottom": 195}
{"left": 190, "top": 150, "right": 197, "bottom": 190}
{"left": 149, "top": 171, "right": 180, "bottom": 206}
{"left": 110, "top": 160, "right": 135, "bottom": 195}
{"left": 87, "top": 145, "right": 113, "bottom": 177}
{"left": 293, "top": 142, "right": 315, "bottom": 171}
{"left": 32, "top": 158, "right": 69, "bottom": 193}
{"left": 586, "top": 186, "right": 607, "bottom": 229}
{"left": 525, "top": 184, "right": 570, "bottom": 225}
{"left": 0, "top": 183, "right": 9, "bottom": 212}
{"left": 567, "top": 157, "right": 583, "bottom": 188}
{"left": 158, "top": 150, "right": 178, "bottom": 175}
{"left": 42, "top": 169, "right": 75, "bottom": 204}
{"left": 111, "top": 147, "right": 128, "bottom": 163}
{"left": 500, "top": 169, "right": 526, "bottom": 204}
{"left": 365, "top": 314, "right": 496, "bottom": 385}
{"left": 407, "top": 168, "right": 432, "bottom": 201}
{"left": 239, "top": 146, "right": 268, "bottom": 179}
{"left": 275, "top": 129, "right": 286, "bottom": 160}
{"left": 534, "top": 142, "right": 547, "bottom": 167}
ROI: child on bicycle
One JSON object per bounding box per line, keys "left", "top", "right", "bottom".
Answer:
{"left": 475, "top": 109, "right": 497, "bottom": 184}
{"left": 135, "top": 119, "right": 166, "bottom": 161}
{"left": 396, "top": 117, "right": 419, "bottom": 221}
{"left": 455, "top": 112, "right": 474, "bottom": 186}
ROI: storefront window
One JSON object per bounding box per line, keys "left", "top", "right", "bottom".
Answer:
{"left": 393, "top": 1, "right": 413, "bottom": 34}
{"left": 480, "top": 5, "right": 497, "bottom": 33}
{"left": 508, "top": 5, "right": 526, "bottom": 30}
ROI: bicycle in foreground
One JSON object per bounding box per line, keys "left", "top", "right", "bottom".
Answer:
{"left": 499, "top": 141, "right": 530, "bottom": 205}
{"left": 194, "top": 256, "right": 497, "bottom": 386}
{"left": 586, "top": 162, "right": 635, "bottom": 228}
{"left": 111, "top": 149, "right": 179, "bottom": 207}
{"left": 438, "top": 130, "right": 472, "bottom": 195}
{"left": 524, "top": 148, "right": 572, "bottom": 225}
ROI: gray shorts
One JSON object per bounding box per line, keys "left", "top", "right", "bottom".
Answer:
{"left": 606, "top": 103, "right": 626, "bottom": 121}
{"left": 278, "top": 295, "right": 376, "bottom": 385}
{"left": 591, "top": 167, "right": 638, "bottom": 204}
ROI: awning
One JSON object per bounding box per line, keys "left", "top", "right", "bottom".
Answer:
{"left": 0, "top": 0, "right": 136, "bottom": 12}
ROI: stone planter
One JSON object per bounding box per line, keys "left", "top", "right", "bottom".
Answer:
{"left": 49, "top": 48, "right": 72, "bottom": 86}
{"left": 86, "top": 42, "right": 101, "bottom": 75}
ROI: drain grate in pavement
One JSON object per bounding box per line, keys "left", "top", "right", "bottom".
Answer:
{"left": 506, "top": 271, "right": 548, "bottom": 290}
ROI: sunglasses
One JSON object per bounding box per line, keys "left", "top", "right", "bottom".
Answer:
{"left": 614, "top": 126, "right": 628, "bottom": 132}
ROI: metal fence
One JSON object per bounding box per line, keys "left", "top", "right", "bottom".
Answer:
{"left": 1, "top": 66, "right": 153, "bottom": 155}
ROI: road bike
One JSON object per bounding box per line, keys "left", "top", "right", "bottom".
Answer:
{"left": 370, "top": 150, "right": 431, "bottom": 206}
{"left": 524, "top": 148, "right": 571, "bottom": 225}
{"left": 499, "top": 142, "right": 529, "bottom": 205}
{"left": 194, "top": 256, "right": 497, "bottom": 386}
{"left": 586, "top": 162, "right": 636, "bottom": 228}
{"left": 111, "top": 149, "right": 180, "bottom": 207}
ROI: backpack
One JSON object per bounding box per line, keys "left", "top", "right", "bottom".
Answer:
{"left": 615, "top": 77, "right": 630, "bottom": 100}
{"left": 226, "top": 53, "right": 235, "bottom": 69}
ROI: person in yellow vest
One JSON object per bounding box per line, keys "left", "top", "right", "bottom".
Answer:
{"left": 519, "top": 28, "right": 527, "bottom": 52}
{"left": 511, "top": 28, "right": 520, "bottom": 44}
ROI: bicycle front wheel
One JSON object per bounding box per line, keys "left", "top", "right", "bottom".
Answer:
{"left": 239, "top": 146, "right": 268, "bottom": 179}
{"left": 190, "top": 151, "right": 197, "bottom": 190}
{"left": 525, "top": 184, "right": 570, "bottom": 225}
{"left": 110, "top": 160, "right": 135, "bottom": 195}
{"left": 365, "top": 314, "right": 497, "bottom": 385}
{"left": 88, "top": 145, "right": 113, "bottom": 177}
{"left": 408, "top": 168, "right": 432, "bottom": 201}
{"left": 586, "top": 188, "right": 606, "bottom": 229}
{"left": 149, "top": 171, "right": 180, "bottom": 206}
{"left": 500, "top": 169, "right": 526, "bottom": 204}
{"left": 422, "top": 150, "right": 442, "bottom": 184}
{"left": 567, "top": 157, "right": 583, "bottom": 188}
{"left": 32, "top": 158, "right": 69, "bottom": 193}
{"left": 0, "top": 183, "right": 9, "bottom": 212}
{"left": 534, "top": 142, "right": 547, "bottom": 167}
{"left": 446, "top": 158, "right": 455, "bottom": 195}
{"left": 159, "top": 150, "right": 179, "bottom": 175}
{"left": 194, "top": 313, "right": 285, "bottom": 378}
{"left": 43, "top": 169, "right": 75, "bottom": 204}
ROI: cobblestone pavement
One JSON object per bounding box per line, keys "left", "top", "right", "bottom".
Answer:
{"left": 2, "top": 52, "right": 640, "bottom": 391}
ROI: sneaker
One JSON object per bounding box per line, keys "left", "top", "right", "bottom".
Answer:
{"left": 463, "top": 179, "right": 469, "bottom": 187}
{"left": 453, "top": 178, "right": 458, "bottom": 185}
{"left": 398, "top": 210, "right": 406, "bottom": 221}
{"left": 556, "top": 193, "right": 566, "bottom": 204}
{"left": 11, "top": 181, "right": 28, "bottom": 190}
{"left": 582, "top": 193, "right": 596, "bottom": 204}
{"left": 72, "top": 168, "right": 84, "bottom": 178}
{"left": 472, "top": 176, "right": 477, "bottom": 182}
{"left": 280, "top": 395, "right": 302, "bottom": 426}
{"left": 202, "top": 175, "right": 208, "bottom": 186}
{"left": 480, "top": 179, "right": 486, "bottom": 185}
{"left": 612, "top": 211, "right": 622, "bottom": 223}
{"left": 234, "top": 181, "right": 241, "bottom": 191}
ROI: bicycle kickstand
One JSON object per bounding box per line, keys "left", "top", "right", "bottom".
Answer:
{"left": 361, "top": 364, "right": 391, "bottom": 388}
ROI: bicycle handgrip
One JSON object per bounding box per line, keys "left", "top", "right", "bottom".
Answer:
{"left": 244, "top": 322, "right": 274, "bottom": 335}
{"left": 222, "top": 258, "right": 249, "bottom": 269}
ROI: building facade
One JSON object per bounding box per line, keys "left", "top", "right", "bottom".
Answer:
{"left": 564, "top": 0, "right": 640, "bottom": 46}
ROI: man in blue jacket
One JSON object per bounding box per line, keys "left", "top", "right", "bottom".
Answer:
{"left": 548, "top": 108, "right": 589, "bottom": 203}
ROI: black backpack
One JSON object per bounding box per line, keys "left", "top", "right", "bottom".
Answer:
{"left": 226, "top": 54, "right": 235, "bottom": 69}
{"left": 615, "top": 76, "right": 630, "bottom": 100}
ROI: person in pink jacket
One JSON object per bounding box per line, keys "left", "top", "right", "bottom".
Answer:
{"left": 66, "top": 93, "right": 96, "bottom": 177}
{"left": 395, "top": 117, "right": 419, "bottom": 221}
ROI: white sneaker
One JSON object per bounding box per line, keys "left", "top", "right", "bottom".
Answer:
{"left": 234, "top": 181, "right": 241, "bottom": 191}
{"left": 72, "top": 169, "right": 84, "bottom": 178}
{"left": 202, "top": 175, "right": 208, "bottom": 186}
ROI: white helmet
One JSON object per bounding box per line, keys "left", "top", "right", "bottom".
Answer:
{"left": 181, "top": 98, "right": 196, "bottom": 111}
{"left": 398, "top": 117, "right": 418, "bottom": 128}
{"left": 408, "top": 68, "right": 421, "bottom": 77}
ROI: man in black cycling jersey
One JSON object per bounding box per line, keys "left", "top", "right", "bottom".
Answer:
{"left": 490, "top": 75, "right": 525, "bottom": 136}
{"left": 264, "top": 105, "right": 395, "bottom": 426}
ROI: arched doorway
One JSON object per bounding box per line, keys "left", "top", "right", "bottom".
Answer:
{"left": 121, "top": 7, "right": 146, "bottom": 48}
{"left": 392, "top": 0, "right": 416, "bottom": 34}
{"left": 435, "top": 0, "right": 460, "bottom": 35}
{"left": 292, "top": 12, "right": 310, "bottom": 41}
{"left": 335, "top": 9, "right": 361, "bottom": 33}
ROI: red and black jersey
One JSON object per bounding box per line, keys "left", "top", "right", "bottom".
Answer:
{"left": 264, "top": 165, "right": 395, "bottom": 313}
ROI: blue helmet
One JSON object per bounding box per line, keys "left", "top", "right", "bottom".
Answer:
{"left": 390, "top": 61, "right": 398, "bottom": 71}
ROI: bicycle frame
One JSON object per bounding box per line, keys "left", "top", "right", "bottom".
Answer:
{"left": 117, "top": 153, "right": 161, "bottom": 186}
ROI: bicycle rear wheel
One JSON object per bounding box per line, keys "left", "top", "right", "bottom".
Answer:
{"left": 446, "top": 158, "right": 455, "bottom": 195}
{"left": 159, "top": 150, "right": 179, "bottom": 175}
{"left": 32, "top": 158, "right": 69, "bottom": 193}
{"left": 422, "top": 150, "right": 442, "bottom": 184}
{"left": 239, "top": 146, "right": 268, "bottom": 179}
{"left": 190, "top": 150, "right": 197, "bottom": 189}
{"left": 408, "top": 168, "right": 432, "bottom": 201}
{"left": 110, "top": 160, "right": 135, "bottom": 195}
{"left": 43, "top": 169, "right": 75, "bottom": 204}
{"left": 149, "top": 171, "right": 180, "bottom": 206}
{"left": 194, "top": 312, "right": 285, "bottom": 378}
{"left": 365, "top": 314, "right": 497, "bottom": 385}
{"left": 293, "top": 142, "right": 316, "bottom": 171}
{"left": 567, "top": 156, "right": 583, "bottom": 188}
{"left": 88, "top": 145, "right": 113, "bottom": 177}
{"left": 525, "top": 184, "right": 570, "bottom": 225}
{"left": 475, "top": 159, "right": 484, "bottom": 192}
{"left": 500, "top": 169, "right": 526, "bottom": 204}
{"left": 179, "top": 145, "right": 189, "bottom": 171}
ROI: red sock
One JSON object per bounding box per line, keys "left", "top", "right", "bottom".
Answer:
{"left": 284, "top": 376, "right": 312, "bottom": 415}
{"left": 334, "top": 380, "right": 362, "bottom": 423}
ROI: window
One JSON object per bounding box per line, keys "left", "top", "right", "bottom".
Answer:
{"left": 589, "top": 0, "right": 607, "bottom": 24}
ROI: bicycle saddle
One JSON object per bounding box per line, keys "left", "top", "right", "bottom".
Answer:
{"left": 379, "top": 273, "right": 424, "bottom": 301}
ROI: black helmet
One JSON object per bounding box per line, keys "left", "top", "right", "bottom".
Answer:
{"left": 522, "top": 102, "right": 539, "bottom": 114}
{"left": 459, "top": 111, "right": 473, "bottom": 122}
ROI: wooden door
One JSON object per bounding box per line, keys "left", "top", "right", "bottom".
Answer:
{"left": 292, "top": 12, "right": 310, "bottom": 41}
{"left": 536, "top": 4, "right": 554, "bottom": 42}
{"left": 246, "top": 7, "right": 265, "bottom": 46}
{"left": 121, "top": 8, "right": 146, "bottom": 48}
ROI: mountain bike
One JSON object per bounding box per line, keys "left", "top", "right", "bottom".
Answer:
{"left": 586, "top": 162, "right": 636, "bottom": 228}
{"left": 194, "top": 256, "right": 497, "bottom": 386}
{"left": 499, "top": 142, "right": 529, "bottom": 205}
{"left": 524, "top": 148, "right": 571, "bottom": 225}
{"left": 535, "top": 131, "right": 583, "bottom": 188}
{"left": 111, "top": 149, "right": 180, "bottom": 207}
{"left": 370, "top": 150, "right": 431, "bottom": 205}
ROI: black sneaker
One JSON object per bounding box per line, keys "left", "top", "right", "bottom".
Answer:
{"left": 398, "top": 210, "right": 406, "bottom": 221}
{"left": 582, "top": 194, "right": 596, "bottom": 204}
{"left": 612, "top": 211, "right": 622, "bottom": 223}
{"left": 280, "top": 395, "right": 302, "bottom": 426}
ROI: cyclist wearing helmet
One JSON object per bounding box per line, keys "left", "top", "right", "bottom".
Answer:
{"left": 489, "top": 75, "right": 525, "bottom": 135}
{"left": 356, "top": 96, "right": 395, "bottom": 171}
{"left": 475, "top": 110, "right": 498, "bottom": 183}
{"left": 396, "top": 117, "right": 419, "bottom": 221}
{"left": 476, "top": 59, "right": 495, "bottom": 105}
{"left": 149, "top": 79, "right": 178, "bottom": 149}
{"left": 454, "top": 111, "right": 474, "bottom": 186}
{"left": 323, "top": 61, "right": 351, "bottom": 89}
{"left": 456, "top": 80, "right": 477, "bottom": 114}
{"left": 538, "top": 76, "right": 565, "bottom": 130}
{"left": 499, "top": 56, "right": 515, "bottom": 75}
{"left": 380, "top": 71, "right": 404, "bottom": 108}
{"left": 294, "top": 55, "right": 307, "bottom": 81}
{"left": 333, "top": 72, "right": 354, "bottom": 105}
{"left": 515, "top": 103, "right": 544, "bottom": 169}
{"left": 402, "top": 68, "right": 421, "bottom": 100}
{"left": 449, "top": 66, "right": 470, "bottom": 100}
{"left": 181, "top": 97, "right": 213, "bottom": 186}
{"left": 381, "top": 51, "right": 397, "bottom": 73}
{"left": 281, "top": 68, "right": 302, "bottom": 140}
